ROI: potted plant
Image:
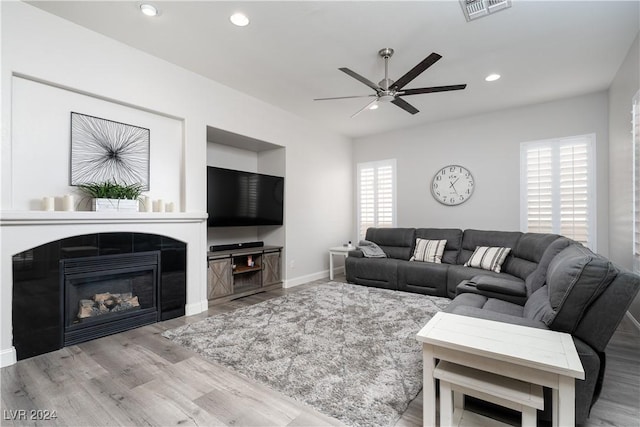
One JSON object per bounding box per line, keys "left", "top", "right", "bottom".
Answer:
{"left": 76, "top": 181, "right": 144, "bottom": 212}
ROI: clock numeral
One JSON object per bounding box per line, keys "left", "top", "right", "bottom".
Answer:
{"left": 460, "top": 195, "right": 464, "bottom": 200}
{"left": 449, "top": 167, "right": 455, "bottom": 172}
{"left": 436, "top": 191, "right": 440, "bottom": 196}
{"left": 450, "top": 197, "right": 455, "bottom": 204}
{"left": 433, "top": 183, "right": 438, "bottom": 189}
{"left": 436, "top": 175, "right": 442, "bottom": 181}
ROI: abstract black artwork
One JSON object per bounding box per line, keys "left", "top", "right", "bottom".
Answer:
{"left": 70, "top": 112, "right": 150, "bottom": 189}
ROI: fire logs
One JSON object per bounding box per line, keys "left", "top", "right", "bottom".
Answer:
{"left": 77, "top": 292, "right": 140, "bottom": 319}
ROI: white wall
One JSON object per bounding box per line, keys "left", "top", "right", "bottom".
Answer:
{"left": 10, "top": 76, "right": 183, "bottom": 211}
{"left": 608, "top": 33, "right": 640, "bottom": 321}
{"left": 353, "top": 91, "right": 610, "bottom": 256}
{"left": 2, "top": 3, "right": 352, "bottom": 289}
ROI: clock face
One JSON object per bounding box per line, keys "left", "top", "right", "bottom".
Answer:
{"left": 431, "top": 165, "right": 475, "bottom": 206}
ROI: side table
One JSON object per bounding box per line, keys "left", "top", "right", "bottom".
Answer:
{"left": 416, "top": 312, "right": 584, "bottom": 427}
{"left": 328, "top": 246, "right": 352, "bottom": 280}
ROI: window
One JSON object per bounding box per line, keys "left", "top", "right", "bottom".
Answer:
{"left": 633, "top": 92, "right": 640, "bottom": 273}
{"left": 357, "top": 159, "right": 396, "bottom": 240}
{"left": 520, "top": 134, "right": 596, "bottom": 250}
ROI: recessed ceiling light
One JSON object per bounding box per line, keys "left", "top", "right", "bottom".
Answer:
{"left": 230, "top": 13, "right": 250, "bottom": 27}
{"left": 369, "top": 103, "right": 379, "bottom": 110}
{"left": 485, "top": 73, "right": 501, "bottom": 82}
{"left": 140, "top": 3, "right": 159, "bottom": 17}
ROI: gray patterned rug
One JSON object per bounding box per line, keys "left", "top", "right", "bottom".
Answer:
{"left": 162, "top": 282, "right": 450, "bottom": 426}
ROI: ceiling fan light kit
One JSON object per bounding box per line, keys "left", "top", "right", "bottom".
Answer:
{"left": 314, "top": 48, "right": 467, "bottom": 118}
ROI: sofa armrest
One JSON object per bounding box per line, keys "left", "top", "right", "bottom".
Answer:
{"left": 472, "top": 275, "right": 526, "bottom": 297}
{"left": 348, "top": 249, "right": 364, "bottom": 258}
{"left": 448, "top": 305, "right": 548, "bottom": 329}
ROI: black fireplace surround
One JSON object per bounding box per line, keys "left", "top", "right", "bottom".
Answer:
{"left": 12, "top": 232, "right": 186, "bottom": 360}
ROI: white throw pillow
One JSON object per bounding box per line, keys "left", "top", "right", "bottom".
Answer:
{"left": 410, "top": 239, "right": 447, "bottom": 263}
{"left": 464, "top": 246, "right": 511, "bottom": 273}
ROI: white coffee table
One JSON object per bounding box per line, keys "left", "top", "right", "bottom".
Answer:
{"left": 416, "top": 312, "right": 584, "bottom": 427}
{"left": 328, "top": 246, "right": 352, "bottom": 280}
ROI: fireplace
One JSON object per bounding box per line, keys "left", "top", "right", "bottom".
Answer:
{"left": 11, "top": 232, "right": 187, "bottom": 360}
{"left": 61, "top": 251, "right": 160, "bottom": 346}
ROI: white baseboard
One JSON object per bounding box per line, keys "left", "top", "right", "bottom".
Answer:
{"left": 625, "top": 311, "right": 640, "bottom": 332}
{"left": 284, "top": 270, "right": 329, "bottom": 288}
{"left": 0, "top": 346, "right": 17, "bottom": 368}
{"left": 185, "top": 300, "right": 208, "bottom": 316}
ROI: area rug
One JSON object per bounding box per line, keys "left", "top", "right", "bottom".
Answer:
{"left": 162, "top": 282, "right": 450, "bottom": 426}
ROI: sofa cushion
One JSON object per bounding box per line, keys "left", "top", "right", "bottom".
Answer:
{"left": 410, "top": 238, "right": 446, "bottom": 263}
{"left": 546, "top": 244, "right": 618, "bottom": 333}
{"left": 464, "top": 246, "right": 511, "bottom": 273}
{"left": 504, "top": 233, "right": 561, "bottom": 280}
{"left": 365, "top": 228, "right": 415, "bottom": 260}
{"left": 415, "top": 228, "right": 462, "bottom": 264}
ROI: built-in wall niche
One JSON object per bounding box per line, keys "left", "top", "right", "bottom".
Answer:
{"left": 205, "top": 125, "right": 285, "bottom": 251}
{"left": 7, "top": 76, "right": 183, "bottom": 211}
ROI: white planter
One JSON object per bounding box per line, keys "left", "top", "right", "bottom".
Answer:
{"left": 92, "top": 198, "right": 139, "bottom": 212}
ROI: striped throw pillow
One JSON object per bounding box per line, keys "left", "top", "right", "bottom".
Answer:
{"left": 410, "top": 239, "right": 447, "bottom": 263}
{"left": 464, "top": 246, "right": 512, "bottom": 273}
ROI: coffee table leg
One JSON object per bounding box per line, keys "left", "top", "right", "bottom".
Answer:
{"left": 423, "top": 344, "right": 436, "bottom": 427}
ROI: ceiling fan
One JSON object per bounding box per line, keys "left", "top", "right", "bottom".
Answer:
{"left": 314, "top": 48, "right": 467, "bottom": 117}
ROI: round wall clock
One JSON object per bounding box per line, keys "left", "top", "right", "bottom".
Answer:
{"left": 431, "top": 165, "right": 475, "bottom": 206}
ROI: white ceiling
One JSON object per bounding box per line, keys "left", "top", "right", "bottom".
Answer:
{"left": 27, "top": 1, "right": 640, "bottom": 138}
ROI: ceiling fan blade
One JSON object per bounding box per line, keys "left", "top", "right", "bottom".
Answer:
{"left": 313, "top": 94, "right": 377, "bottom": 101}
{"left": 400, "top": 84, "right": 467, "bottom": 96}
{"left": 391, "top": 52, "right": 442, "bottom": 91}
{"left": 391, "top": 97, "right": 419, "bottom": 115}
{"left": 351, "top": 99, "right": 379, "bottom": 118}
{"left": 339, "top": 68, "right": 381, "bottom": 92}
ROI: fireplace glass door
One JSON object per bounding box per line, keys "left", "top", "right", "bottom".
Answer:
{"left": 62, "top": 251, "right": 160, "bottom": 346}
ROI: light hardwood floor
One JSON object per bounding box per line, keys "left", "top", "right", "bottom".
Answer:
{"left": 1, "top": 276, "right": 639, "bottom": 427}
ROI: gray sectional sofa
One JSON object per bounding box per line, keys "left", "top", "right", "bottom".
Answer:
{"left": 345, "top": 227, "right": 640, "bottom": 425}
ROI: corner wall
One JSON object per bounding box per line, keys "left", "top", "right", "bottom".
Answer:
{"left": 609, "top": 32, "right": 640, "bottom": 322}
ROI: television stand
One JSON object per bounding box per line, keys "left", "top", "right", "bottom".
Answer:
{"left": 207, "top": 245, "right": 282, "bottom": 305}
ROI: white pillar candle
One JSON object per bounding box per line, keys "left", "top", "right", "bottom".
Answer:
{"left": 42, "top": 196, "right": 55, "bottom": 211}
{"left": 166, "top": 202, "right": 175, "bottom": 212}
{"left": 155, "top": 199, "right": 165, "bottom": 213}
{"left": 62, "top": 194, "right": 74, "bottom": 211}
{"left": 143, "top": 196, "right": 153, "bottom": 212}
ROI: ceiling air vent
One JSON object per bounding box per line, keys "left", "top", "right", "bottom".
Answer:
{"left": 461, "top": 0, "right": 512, "bottom": 22}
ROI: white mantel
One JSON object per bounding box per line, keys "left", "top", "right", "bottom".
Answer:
{"left": 0, "top": 210, "right": 209, "bottom": 367}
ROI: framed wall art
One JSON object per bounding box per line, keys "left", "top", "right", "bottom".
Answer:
{"left": 70, "top": 112, "right": 150, "bottom": 189}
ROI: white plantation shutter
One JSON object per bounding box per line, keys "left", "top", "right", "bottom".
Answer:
{"left": 633, "top": 92, "right": 640, "bottom": 273}
{"left": 521, "top": 135, "right": 596, "bottom": 250}
{"left": 524, "top": 145, "right": 553, "bottom": 234}
{"left": 357, "top": 159, "right": 396, "bottom": 240}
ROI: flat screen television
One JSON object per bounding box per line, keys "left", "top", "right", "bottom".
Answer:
{"left": 207, "top": 167, "right": 284, "bottom": 227}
